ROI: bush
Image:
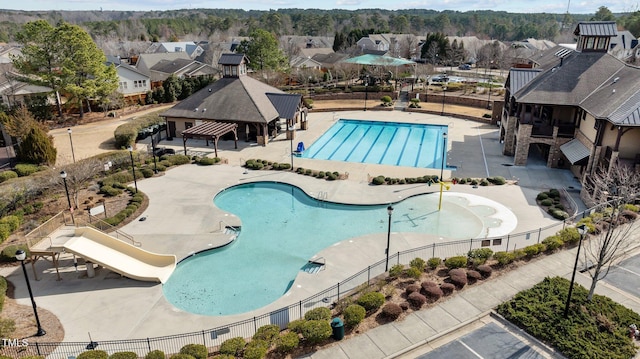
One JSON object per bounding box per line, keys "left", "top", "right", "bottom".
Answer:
{"left": 343, "top": 304, "right": 366, "bottom": 327}
{"left": 540, "top": 198, "right": 553, "bottom": 206}
{"left": 198, "top": 157, "right": 217, "bottom": 165}
{"left": 77, "top": 351, "right": 108, "bottom": 359}
{"left": 536, "top": 192, "right": 548, "bottom": 200}
{"left": 405, "top": 284, "right": 421, "bottom": 295}
{"left": 14, "top": 163, "right": 41, "bottom": 177}
{"left": 480, "top": 179, "right": 489, "bottom": 186}
{"left": 381, "top": 303, "right": 403, "bottom": 320}
{"left": 427, "top": 257, "right": 442, "bottom": 270}
{"left": 449, "top": 268, "right": 468, "bottom": 288}
{"left": 0, "top": 215, "right": 21, "bottom": 232}
{"left": 0, "top": 170, "right": 18, "bottom": 183}
{"left": 405, "top": 266, "right": 422, "bottom": 279}
{"left": 487, "top": 176, "right": 506, "bottom": 185}
{"left": 275, "top": 331, "right": 299, "bottom": 353}
{"left": 493, "top": 251, "right": 515, "bottom": 266}
{"left": 476, "top": 265, "right": 493, "bottom": 278}
{"left": 548, "top": 189, "right": 560, "bottom": 198}
{"left": 0, "top": 245, "right": 28, "bottom": 262}
{"left": 287, "top": 319, "right": 306, "bottom": 334}
{"left": 422, "top": 285, "right": 443, "bottom": 302}
{"left": 243, "top": 340, "right": 268, "bottom": 359}
{"left": 372, "top": 175, "right": 386, "bottom": 185}
{"left": 356, "top": 291, "right": 385, "bottom": 312}
{"left": 624, "top": 203, "right": 639, "bottom": 212}
{"left": 109, "top": 353, "right": 137, "bottom": 359}
{"left": 523, "top": 244, "right": 546, "bottom": 258}
{"left": 253, "top": 324, "right": 280, "bottom": 343}
{"left": 140, "top": 167, "right": 155, "bottom": 178}
{"left": 542, "top": 235, "right": 564, "bottom": 251}
{"left": 407, "top": 292, "right": 427, "bottom": 308}
{"left": 99, "top": 185, "right": 123, "bottom": 197}
{"left": 144, "top": 350, "right": 166, "bottom": 359}
{"left": 219, "top": 337, "right": 246, "bottom": 356}
{"left": 440, "top": 283, "right": 455, "bottom": 296}
{"left": 169, "top": 355, "right": 194, "bottom": 359}
{"left": 409, "top": 257, "right": 426, "bottom": 271}
{"left": 467, "top": 248, "right": 493, "bottom": 265}
{"left": 300, "top": 320, "right": 332, "bottom": 345}
{"left": 445, "top": 256, "right": 468, "bottom": 269}
{"left": 179, "top": 344, "right": 207, "bottom": 359}
{"left": 558, "top": 227, "right": 581, "bottom": 245}
{"left": 304, "top": 307, "right": 331, "bottom": 321}
{"left": 388, "top": 264, "right": 404, "bottom": 277}
{"left": 17, "top": 126, "right": 57, "bottom": 165}
{"left": 467, "top": 270, "right": 482, "bottom": 282}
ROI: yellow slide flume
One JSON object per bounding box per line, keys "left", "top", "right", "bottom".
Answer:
{"left": 63, "top": 227, "right": 176, "bottom": 283}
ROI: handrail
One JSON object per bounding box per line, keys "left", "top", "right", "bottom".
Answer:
{"left": 219, "top": 220, "right": 240, "bottom": 232}
{"left": 561, "top": 187, "right": 579, "bottom": 216}
{"left": 24, "top": 211, "right": 69, "bottom": 249}
{"left": 81, "top": 215, "right": 141, "bottom": 247}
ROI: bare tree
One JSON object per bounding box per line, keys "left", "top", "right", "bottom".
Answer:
{"left": 581, "top": 163, "right": 640, "bottom": 300}
{"left": 56, "top": 158, "right": 105, "bottom": 209}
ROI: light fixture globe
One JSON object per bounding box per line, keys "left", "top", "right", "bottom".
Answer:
{"left": 60, "top": 170, "right": 67, "bottom": 179}
{"left": 15, "top": 249, "right": 26, "bottom": 261}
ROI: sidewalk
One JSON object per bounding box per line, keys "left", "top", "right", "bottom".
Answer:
{"left": 302, "top": 245, "right": 640, "bottom": 359}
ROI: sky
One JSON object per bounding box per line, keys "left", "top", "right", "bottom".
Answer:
{"left": 2, "top": 0, "right": 640, "bottom": 14}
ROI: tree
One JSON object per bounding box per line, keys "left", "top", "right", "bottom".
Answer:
{"left": 421, "top": 33, "right": 449, "bottom": 63}
{"left": 581, "top": 163, "right": 640, "bottom": 301}
{"left": 236, "top": 29, "right": 287, "bottom": 71}
{"left": 591, "top": 6, "right": 615, "bottom": 21}
{"left": 162, "top": 74, "right": 180, "bottom": 103}
{"left": 55, "top": 22, "right": 118, "bottom": 119}
{"left": 18, "top": 126, "right": 57, "bottom": 165}
{"left": 58, "top": 158, "right": 104, "bottom": 209}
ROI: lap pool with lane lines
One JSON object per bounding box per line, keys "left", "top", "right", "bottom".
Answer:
{"left": 301, "top": 119, "right": 448, "bottom": 169}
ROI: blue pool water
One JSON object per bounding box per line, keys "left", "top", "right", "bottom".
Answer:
{"left": 163, "top": 182, "right": 503, "bottom": 316}
{"left": 301, "top": 119, "right": 447, "bottom": 169}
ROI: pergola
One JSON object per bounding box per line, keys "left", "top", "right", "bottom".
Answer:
{"left": 181, "top": 121, "right": 238, "bottom": 157}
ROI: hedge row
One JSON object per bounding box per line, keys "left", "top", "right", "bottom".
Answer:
{"left": 113, "top": 113, "right": 164, "bottom": 149}
{"left": 371, "top": 175, "right": 507, "bottom": 186}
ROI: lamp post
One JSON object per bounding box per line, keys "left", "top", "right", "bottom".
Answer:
{"left": 150, "top": 135, "right": 158, "bottom": 174}
{"left": 487, "top": 61, "right": 494, "bottom": 110}
{"left": 440, "top": 132, "right": 447, "bottom": 182}
{"left": 15, "top": 250, "right": 46, "bottom": 337}
{"left": 385, "top": 205, "right": 394, "bottom": 272}
{"left": 563, "top": 224, "right": 588, "bottom": 318}
{"left": 289, "top": 125, "right": 295, "bottom": 169}
{"left": 364, "top": 75, "right": 369, "bottom": 111}
{"left": 127, "top": 146, "right": 138, "bottom": 193}
{"left": 441, "top": 84, "right": 447, "bottom": 116}
{"left": 60, "top": 171, "right": 71, "bottom": 210}
{"left": 67, "top": 128, "right": 76, "bottom": 163}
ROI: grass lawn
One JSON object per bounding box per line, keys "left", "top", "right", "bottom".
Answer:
{"left": 497, "top": 276, "right": 640, "bottom": 359}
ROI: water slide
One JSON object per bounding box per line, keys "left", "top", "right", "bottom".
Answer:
{"left": 63, "top": 227, "right": 176, "bottom": 283}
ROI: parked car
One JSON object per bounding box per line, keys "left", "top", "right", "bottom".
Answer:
{"left": 458, "top": 64, "right": 472, "bottom": 70}
{"left": 430, "top": 75, "right": 449, "bottom": 84}
{"left": 153, "top": 147, "right": 176, "bottom": 157}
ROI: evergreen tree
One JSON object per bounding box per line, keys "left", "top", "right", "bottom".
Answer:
{"left": 236, "top": 29, "right": 287, "bottom": 71}
{"left": 163, "top": 74, "right": 180, "bottom": 103}
{"left": 18, "top": 126, "right": 57, "bottom": 165}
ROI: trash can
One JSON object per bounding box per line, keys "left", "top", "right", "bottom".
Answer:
{"left": 331, "top": 318, "right": 344, "bottom": 340}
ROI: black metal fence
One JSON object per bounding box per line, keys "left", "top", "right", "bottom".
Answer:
{"left": 2, "top": 209, "right": 591, "bottom": 358}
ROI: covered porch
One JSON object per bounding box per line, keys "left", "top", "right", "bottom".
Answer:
{"left": 181, "top": 121, "right": 238, "bottom": 158}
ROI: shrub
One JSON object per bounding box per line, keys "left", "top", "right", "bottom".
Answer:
{"left": 467, "top": 270, "right": 482, "bottom": 282}
{"left": 140, "top": 167, "right": 155, "bottom": 178}
{"left": 219, "top": 337, "right": 246, "bottom": 356}
{"left": 275, "top": 331, "right": 299, "bottom": 353}
{"left": 542, "top": 235, "right": 564, "bottom": 251}
{"left": 427, "top": 257, "right": 442, "bottom": 270}
{"left": 548, "top": 188, "right": 560, "bottom": 198}
{"left": 467, "top": 248, "right": 493, "bottom": 265}
{"left": 243, "top": 340, "right": 268, "bottom": 359}
{"left": 253, "top": 324, "right": 280, "bottom": 343}
{"left": 488, "top": 176, "right": 506, "bottom": 185}
{"left": 144, "top": 350, "right": 166, "bottom": 359}
{"left": 449, "top": 268, "right": 468, "bottom": 288}
{"left": 17, "top": 126, "right": 57, "bottom": 165}
{"left": 381, "top": 303, "right": 403, "bottom": 320}
{"left": 407, "top": 292, "right": 427, "bottom": 308}
{"left": 179, "top": 344, "right": 207, "bottom": 359}
{"left": 0, "top": 171, "right": 18, "bottom": 183}
{"left": 0, "top": 216, "right": 21, "bottom": 232}
{"left": 372, "top": 175, "right": 386, "bottom": 185}
{"left": 388, "top": 264, "right": 404, "bottom": 277}
{"left": 0, "top": 245, "right": 28, "bottom": 262}
{"left": 77, "top": 351, "right": 108, "bottom": 359}
{"left": 343, "top": 304, "right": 366, "bottom": 327}
{"left": 14, "top": 163, "right": 40, "bottom": 177}
{"left": 356, "top": 292, "right": 385, "bottom": 312}
{"left": 624, "top": 203, "right": 639, "bottom": 212}
{"left": 440, "top": 283, "right": 455, "bottom": 296}
{"left": 523, "top": 244, "right": 546, "bottom": 257}
{"left": 540, "top": 198, "right": 553, "bottom": 206}
{"left": 536, "top": 192, "right": 549, "bottom": 200}
{"left": 304, "top": 307, "right": 331, "bottom": 321}
{"left": 109, "top": 353, "right": 137, "bottom": 359}
{"left": 405, "top": 284, "right": 421, "bottom": 295}
{"left": 409, "top": 257, "right": 426, "bottom": 271}
{"left": 622, "top": 210, "right": 638, "bottom": 220}
{"left": 198, "top": 157, "right": 216, "bottom": 165}
{"left": 549, "top": 209, "right": 569, "bottom": 220}
{"left": 399, "top": 302, "right": 410, "bottom": 311}
{"left": 493, "top": 251, "right": 515, "bottom": 266}
{"left": 558, "top": 227, "right": 580, "bottom": 245}
{"left": 480, "top": 179, "right": 489, "bottom": 186}
{"left": 300, "top": 320, "right": 332, "bottom": 345}
{"left": 381, "top": 95, "right": 393, "bottom": 106}
{"left": 100, "top": 185, "right": 123, "bottom": 197}
{"left": 476, "top": 265, "right": 492, "bottom": 278}
{"left": 422, "top": 285, "right": 443, "bottom": 302}
{"left": 405, "top": 266, "right": 422, "bottom": 279}
{"left": 287, "top": 319, "right": 306, "bottom": 334}
{"left": 168, "top": 355, "right": 193, "bottom": 359}
{"left": 445, "top": 256, "right": 467, "bottom": 269}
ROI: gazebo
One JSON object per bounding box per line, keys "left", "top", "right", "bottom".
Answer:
{"left": 181, "top": 122, "right": 238, "bottom": 157}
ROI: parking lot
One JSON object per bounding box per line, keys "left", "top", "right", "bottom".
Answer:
{"left": 603, "top": 252, "right": 640, "bottom": 298}
{"left": 413, "top": 322, "right": 549, "bottom": 359}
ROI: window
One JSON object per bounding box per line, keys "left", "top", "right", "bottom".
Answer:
{"left": 586, "top": 37, "right": 595, "bottom": 50}
{"left": 119, "top": 82, "right": 127, "bottom": 90}
{"left": 133, "top": 80, "right": 147, "bottom": 88}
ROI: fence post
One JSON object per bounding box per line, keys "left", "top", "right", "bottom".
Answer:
{"left": 432, "top": 243, "right": 435, "bottom": 258}
{"left": 469, "top": 238, "right": 473, "bottom": 252}
{"left": 537, "top": 228, "right": 541, "bottom": 243}
{"left": 202, "top": 330, "right": 206, "bottom": 345}
{"left": 253, "top": 317, "right": 257, "bottom": 332}
{"left": 562, "top": 218, "right": 566, "bottom": 230}
{"left": 367, "top": 266, "right": 370, "bottom": 285}
{"left": 337, "top": 283, "right": 340, "bottom": 301}
{"left": 35, "top": 342, "right": 41, "bottom": 356}
{"left": 506, "top": 235, "right": 510, "bottom": 252}
{"left": 147, "top": 338, "right": 151, "bottom": 352}
{"left": 396, "top": 251, "right": 400, "bottom": 265}
{"left": 299, "top": 301, "right": 302, "bottom": 318}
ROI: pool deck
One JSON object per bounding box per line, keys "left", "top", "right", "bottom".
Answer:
{"left": 1, "top": 110, "right": 588, "bottom": 343}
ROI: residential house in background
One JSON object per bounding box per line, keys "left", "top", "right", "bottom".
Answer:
{"left": 106, "top": 55, "right": 151, "bottom": 105}
{"left": 149, "top": 58, "right": 218, "bottom": 87}
{"left": 145, "top": 41, "right": 205, "bottom": 59}
{"left": 357, "top": 34, "right": 421, "bottom": 59}
{"left": 500, "top": 21, "right": 640, "bottom": 206}
{"left": 608, "top": 30, "right": 638, "bottom": 62}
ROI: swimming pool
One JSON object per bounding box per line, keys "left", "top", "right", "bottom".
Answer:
{"left": 162, "top": 182, "right": 515, "bottom": 316}
{"left": 301, "top": 119, "right": 448, "bottom": 169}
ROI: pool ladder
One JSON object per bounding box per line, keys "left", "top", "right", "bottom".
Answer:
{"left": 316, "top": 192, "right": 328, "bottom": 207}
